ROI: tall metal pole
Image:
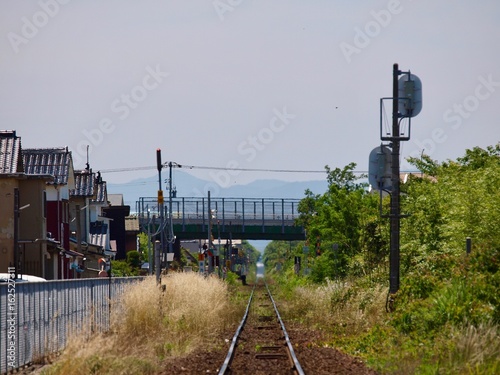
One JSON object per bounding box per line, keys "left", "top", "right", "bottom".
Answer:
{"left": 207, "top": 191, "right": 213, "bottom": 274}
{"left": 217, "top": 220, "right": 221, "bottom": 278}
{"left": 148, "top": 209, "right": 152, "bottom": 275}
{"left": 156, "top": 149, "right": 164, "bottom": 284}
{"left": 389, "top": 63, "right": 401, "bottom": 295}
{"left": 168, "top": 162, "right": 173, "bottom": 256}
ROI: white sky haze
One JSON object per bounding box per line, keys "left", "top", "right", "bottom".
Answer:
{"left": 1, "top": 0, "right": 499, "bottom": 186}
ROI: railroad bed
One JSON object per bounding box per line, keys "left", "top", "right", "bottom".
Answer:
{"left": 218, "top": 279, "right": 305, "bottom": 375}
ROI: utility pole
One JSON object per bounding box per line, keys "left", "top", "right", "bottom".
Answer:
{"left": 148, "top": 209, "right": 152, "bottom": 275}
{"left": 156, "top": 149, "right": 164, "bottom": 284}
{"left": 217, "top": 220, "right": 221, "bottom": 278}
{"left": 168, "top": 162, "right": 173, "bottom": 256}
{"left": 207, "top": 191, "right": 213, "bottom": 274}
{"left": 389, "top": 63, "right": 401, "bottom": 295}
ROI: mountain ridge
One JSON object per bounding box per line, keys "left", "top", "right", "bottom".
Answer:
{"left": 107, "top": 170, "right": 328, "bottom": 208}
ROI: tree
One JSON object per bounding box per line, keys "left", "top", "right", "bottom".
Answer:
{"left": 137, "top": 232, "right": 151, "bottom": 263}
{"left": 296, "top": 163, "right": 383, "bottom": 281}
{"left": 126, "top": 250, "right": 142, "bottom": 268}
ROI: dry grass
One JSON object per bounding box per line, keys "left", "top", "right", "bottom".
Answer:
{"left": 42, "top": 273, "right": 239, "bottom": 375}
{"left": 283, "top": 279, "right": 387, "bottom": 335}
{"left": 447, "top": 321, "right": 500, "bottom": 373}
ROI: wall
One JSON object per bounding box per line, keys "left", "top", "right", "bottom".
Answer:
{"left": 18, "top": 179, "right": 47, "bottom": 277}
{"left": 0, "top": 179, "right": 17, "bottom": 271}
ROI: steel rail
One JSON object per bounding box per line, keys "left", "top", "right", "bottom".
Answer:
{"left": 218, "top": 284, "right": 256, "bottom": 374}
{"left": 265, "top": 282, "right": 305, "bottom": 375}
{"left": 218, "top": 281, "right": 305, "bottom": 375}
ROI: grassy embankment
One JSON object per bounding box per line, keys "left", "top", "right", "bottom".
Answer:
{"left": 42, "top": 272, "right": 249, "bottom": 375}
{"left": 272, "top": 244, "right": 500, "bottom": 374}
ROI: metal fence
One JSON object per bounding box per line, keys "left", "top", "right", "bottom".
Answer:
{"left": 0, "top": 277, "right": 143, "bottom": 374}
{"left": 137, "top": 197, "right": 301, "bottom": 223}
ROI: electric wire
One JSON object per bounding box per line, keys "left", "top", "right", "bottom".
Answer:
{"left": 100, "top": 164, "right": 369, "bottom": 175}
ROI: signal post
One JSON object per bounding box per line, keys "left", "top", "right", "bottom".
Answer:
{"left": 369, "top": 63, "right": 422, "bottom": 310}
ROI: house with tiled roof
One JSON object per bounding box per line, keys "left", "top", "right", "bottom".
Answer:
{"left": 68, "top": 167, "right": 104, "bottom": 277}
{"left": 69, "top": 167, "right": 96, "bottom": 245}
{"left": 68, "top": 166, "right": 118, "bottom": 275}
{"left": 23, "top": 146, "right": 82, "bottom": 279}
{"left": 0, "top": 131, "right": 55, "bottom": 279}
{"left": 89, "top": 172, "right": 116, "bottom": 258}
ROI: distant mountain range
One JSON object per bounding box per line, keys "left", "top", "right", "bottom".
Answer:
{"left": 107, "top": 170, "right": 328, "bottom": 209}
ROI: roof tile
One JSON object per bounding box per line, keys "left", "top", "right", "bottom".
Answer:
{"left": 0, "top": 130, "right": 23, "bottom": 174}
{"left": 23, "top": 147, "right": 72, "bottom": 184}
{"left": 71, "top": 170, "right": 96, "bottom": 197}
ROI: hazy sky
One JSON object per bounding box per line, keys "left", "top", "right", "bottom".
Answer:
{"left": 1, "top": 0, "right": 499, "bottom": 188}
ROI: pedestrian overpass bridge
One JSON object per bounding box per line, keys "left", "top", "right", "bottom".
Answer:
{"left": 136, "top": 197, "right": 305, "bottom": 241}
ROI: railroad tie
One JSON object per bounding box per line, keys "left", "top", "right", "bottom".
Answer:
{"left": 255, "top": 345, "right": 287, "bottom": 360}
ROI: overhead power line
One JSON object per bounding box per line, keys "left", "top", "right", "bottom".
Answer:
{"left": 100, "top": 163, "right": 369, "bottom": 175}
{"left": 100, "top": 166, "right": 157, "bottom": 173}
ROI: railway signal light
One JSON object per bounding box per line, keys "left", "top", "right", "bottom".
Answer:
{"left": 156, "top": 148, "right": 162, "bottom": 172}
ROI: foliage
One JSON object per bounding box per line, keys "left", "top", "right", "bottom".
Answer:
{"left": 110, "top": 250, "right": 143, "bottom": 276}
{"left": 137, "top": 232, "right": 151, "bottom": 264}
{"left": 126, "top": 250, "right": 142, "bottom": 268}
{"left": 224, "top": 270, "right": 240, "bottom": 287}
{"left": 240, "top": 240, "right": 260, "bottom": 265}
{"left": 110, "top": 260, "right": 138, "bottom": 277}
{"left": 267, "top": 163, "right": 385, "bottom": 281}
{"left": 267, "top": 145, "right": 500, "bottom": 373}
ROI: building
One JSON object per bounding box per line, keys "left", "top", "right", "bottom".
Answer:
{"left": 103, "top": 194, "right": 130, "bottom": 260}
{"left": 23, "top": 146, "right": 83, "bottom": 279}
{"left": 0, "top": 131, "right": 54, "bottom": 278}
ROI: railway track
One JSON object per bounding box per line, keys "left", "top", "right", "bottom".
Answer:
{"left": 218, "top": 279, "right": 305, "bottom": 375}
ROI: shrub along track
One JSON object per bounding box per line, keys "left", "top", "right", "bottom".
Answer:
{"left": 162, "top": 279, "right": 378, "bottom": 375}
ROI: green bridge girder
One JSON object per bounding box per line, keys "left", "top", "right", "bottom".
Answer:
{"left": 137, "top": 196, "right": 306, "bottom": 241}
{"left": 172, "top": 222, "right": 305, "bottom": 241}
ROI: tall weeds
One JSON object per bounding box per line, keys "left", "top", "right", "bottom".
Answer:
{"left": 447, "top": 321, "right": 500, "bottom": 374}
{"left": 282, "top": 279, "right": 387, "bottom": 335}
{"left": 43, "top": 273, "right": 239, "bottom": 374}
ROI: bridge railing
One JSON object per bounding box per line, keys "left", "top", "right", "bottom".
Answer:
{"left": 136, "top": 197, "right": 302, "bottom": 225}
